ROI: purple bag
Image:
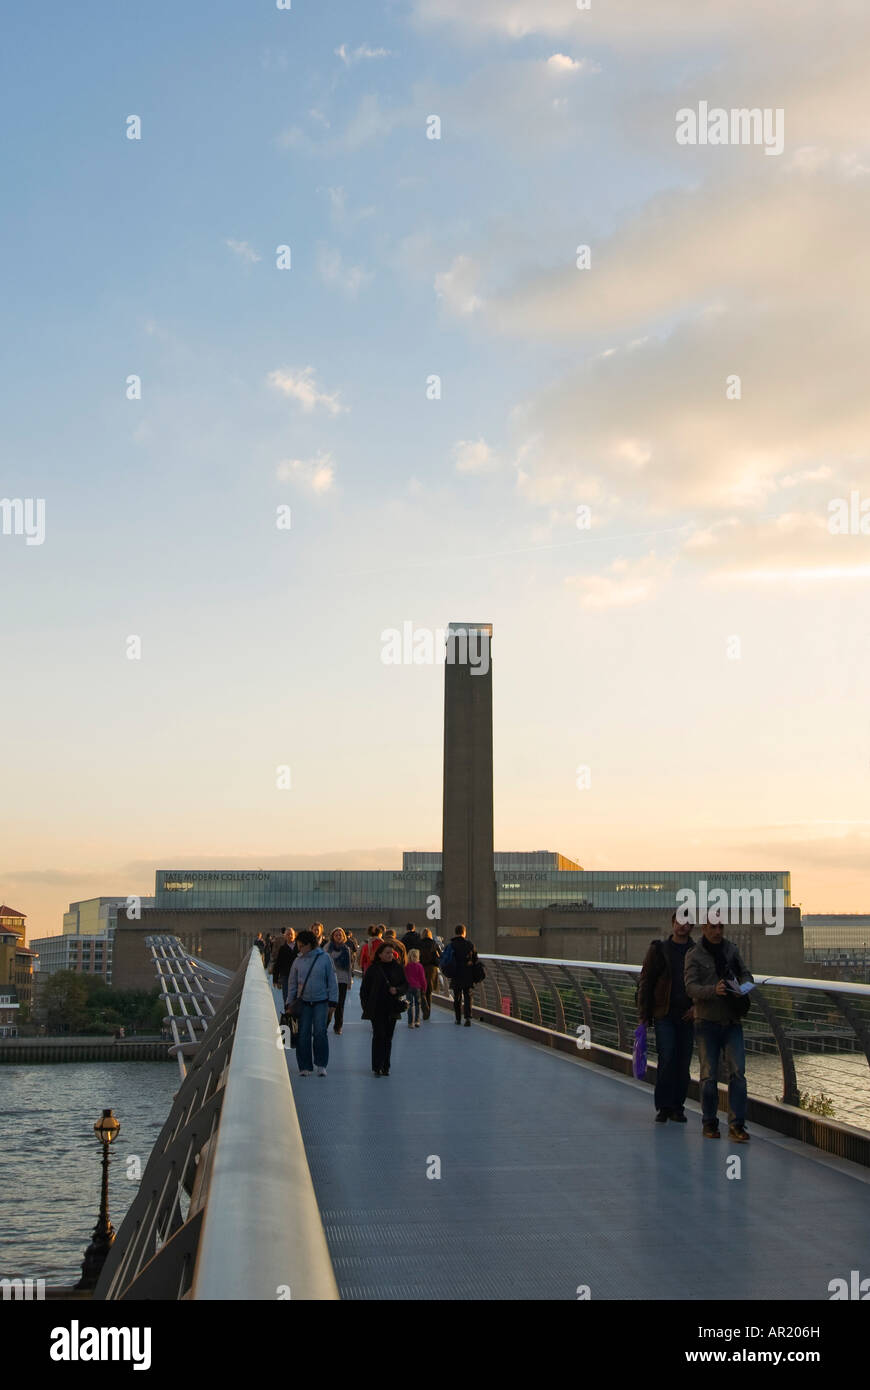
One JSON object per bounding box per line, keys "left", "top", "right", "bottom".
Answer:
{"left": 632, "top": 1023, "right": 648, "bottom": 1079}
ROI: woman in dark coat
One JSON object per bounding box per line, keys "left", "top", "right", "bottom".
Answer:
{"left": 360, "top": 941, "right": 408, "bottom": 1076}
{"left": 418, "top": 928, "right": 441, "bottom": 1020}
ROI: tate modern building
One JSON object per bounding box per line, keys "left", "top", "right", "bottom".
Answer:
{"left": 113, "top": 623, "right": 799, "bottom": 989}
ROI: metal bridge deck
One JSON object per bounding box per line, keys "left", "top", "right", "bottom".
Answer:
{"left": 277, "top": 985, "right": 870, "bottom": 1301}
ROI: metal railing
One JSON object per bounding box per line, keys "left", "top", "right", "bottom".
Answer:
{"left": 95, "top": 946, "right": 338, "bottom": 1300}
{"left": 147, "top": 935, "right": 234, "bottom": 1079}
{"left": 437, "top": 955, "right": 870, "bottom": 1133}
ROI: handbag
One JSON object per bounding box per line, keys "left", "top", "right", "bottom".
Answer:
{"left": 288, "top": 954, "right": 320, "bottom": 1020}
{"left": 472, "top": 959, "right": 486, "bottom": 984}
{"left": 279, "top": 1010, "right": 299, "bottom": 1047}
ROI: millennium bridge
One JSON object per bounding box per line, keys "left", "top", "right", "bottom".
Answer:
{"left": 91, "top": 937, "right": 870, "bottom": 1301}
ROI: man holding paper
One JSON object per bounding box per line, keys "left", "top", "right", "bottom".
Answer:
{"left": 685, "top": 916, "right": 754, "bottom": 1142}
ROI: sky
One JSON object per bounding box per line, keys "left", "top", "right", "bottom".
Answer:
{"left": 2, "top": 0, "right": 869, "bottom": 938}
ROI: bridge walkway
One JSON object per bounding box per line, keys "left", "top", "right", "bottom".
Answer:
{"left": 275, "top": 985, "right": 870, "bottom": 1301}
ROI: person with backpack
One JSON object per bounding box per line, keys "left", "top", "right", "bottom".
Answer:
{"left": 360, "top": 939, "right": 408, "bottom": 1076}
{"left": 418, "top": 928, "right": 441, "bottom": 1019}
{"left": 326, "top": 928, "right": 352, "bottom": 1034}
{"left": 637, "top": 912, "right": 695, "bottom": 1124}
{"left": 285, "top": 930, "right": 339, "bottom": 1077}
{"left": 685, "top": 915, "right": 754, "bottom": 1142}
{"left": 443, "top": 925, "right": 478, "bottom": 1026}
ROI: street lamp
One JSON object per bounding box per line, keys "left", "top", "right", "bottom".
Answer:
{"left": 76, "top": 1108, "right": 121, "bottom": 1291}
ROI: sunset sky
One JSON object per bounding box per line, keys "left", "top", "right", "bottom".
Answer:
{"left": 2, "top": 1, "right": 869, "bottom": 938}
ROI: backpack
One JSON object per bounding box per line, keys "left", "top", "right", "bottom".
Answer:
{"left": 440, "top": 941, "right": 455, "bottom": 977}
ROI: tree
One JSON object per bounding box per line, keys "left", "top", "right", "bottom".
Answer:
{"left": 41, "top": 971, "right": 93, "bottom": 1032}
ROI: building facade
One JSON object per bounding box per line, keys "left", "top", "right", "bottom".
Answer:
{"left": 31, "top": 896, "right": 154, "bottom": 988}
{"left": 0, "top": 905, "right": 34, "bottom": 1032}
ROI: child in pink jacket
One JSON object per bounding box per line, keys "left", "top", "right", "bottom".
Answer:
{"left": 405, "top": 950, "right": 427, "bottom": 1028}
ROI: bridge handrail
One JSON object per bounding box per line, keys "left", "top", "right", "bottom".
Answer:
{"left": 95, "top": 944, "right": 338, "bottom": 1300}
{"left": 480, "top": 954, "right": 870, "bottom": 997}
{"left": 192, "top": 951, "right": 338, "bottom": 1301}
{"left": 465, "top": 953, "right": 870, "bottom": 1129}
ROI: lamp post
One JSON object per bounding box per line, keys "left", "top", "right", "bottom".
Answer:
{"left": 76, "top": 1107, "right": 121, "bottom": 1291}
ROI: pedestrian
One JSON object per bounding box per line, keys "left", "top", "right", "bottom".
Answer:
{"left": 401, "top": 922, "right": 423, "bottom": 954}
{"left": 359, "top": 925, "right": 384, "bottom": 974}
{"left": 637, "top": 912, "right": 696, "bottom": 1123}
{"left": 272, "top": 927, "right": 298, "bottom": 1005}
{"left": 444, "top": 924, "right": 478, "bottom": 1026}
{"left": 311, "top": 921, "right": 325, "bottom": 947}
{"left": 360, "top": 940, "right": 408, "bottom": 1076}
{"left": 685, "top": 915, "right": 754, "bottom": 1141}
{"left": 327, "top": 928, "right": 352, "bottom": 1034}
{"left": 418, "top": 928, "right": 441, "bottom": 1019}
{"left": 404, "top": 950, "right": 426, "bottom": 1028}
{"left": 254, "top": 931, "right": 266, "bottom": 962}
{"left": 383, "top": 928, "right": 407, "bottom": 965}
{"left": 345, "top": 931, "right": 359, "bottom": 961}
{"left": 286, "top": 930, "right": 338, "bottom": 1077}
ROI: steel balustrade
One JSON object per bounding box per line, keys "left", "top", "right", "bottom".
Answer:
{"left": 94, "top": 946, "right": 338, "bottom": 1300}
{"left": 437, "top": 954, "right": 870, "bottom": 1132}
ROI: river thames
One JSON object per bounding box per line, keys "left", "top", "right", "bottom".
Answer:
{"left": 2, "top": 1061, "right": 177, "bottom": 1287}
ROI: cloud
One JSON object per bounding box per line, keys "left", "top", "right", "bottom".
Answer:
{"left": 275, "top": 454, "right": 336, "bottom": 494}
{"left": 335, "top": 43, "right": 394, "bottom": 66}
{"left": 681, "top": 511, "right": 870, "bottom": 583}
{"left": 545, "top": 53, "right": 597, "bottom": 75}
{"left": 267, "top": 367, "right": 346, "bottom": 415}
{"left": 434, "top": 255, "right": 482, "bottom": 315}
{"left": 320, "top": 185, "right": 376, "bottom": 226}
{"left": 453, "top": 438, "right": 498, "bottom": 475}
{"left": 471, "top": 169, "right": 870, "bottom": 516}
{"left": 412, "top": 0, "right": 861, "bottom": 48}
{"left": 565, "top": 552, "right": 674, "bottom": 609}
{"left": 225, "top": 239, "right": 261, "bottom": 264}
{"left": 316, "top": 244, "right": 373, "bottom": 296}
{"left": 3, "top": 869, "right": 99, "bottom": 885}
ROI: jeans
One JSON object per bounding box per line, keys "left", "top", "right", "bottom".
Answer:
{"left": 407, "top": 988, "right": 422, "bottom": 1025}
{"left": 297, "top": 1000, "right": 330, "bottom": 1072}
{"left": 452, "top": 983, "right": 472, "bottom": 1021}
{"left": 423, "top": 966, "right": 438, "bottom": 1018}
{"left": 653, "top": 1015, "right": 694, "bottom": 1113}
{"left": 334, "top": 983, "right": 348, "bottom": 1030}
{"left": 695, "top": 1020, "right": 747, "bottom": 1126}
{"left": 372, "top": 1014, "right": 397, "bottom": 1072}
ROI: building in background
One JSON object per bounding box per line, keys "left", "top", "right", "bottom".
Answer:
{"left": 31, "top": 895, "right": 154, "bottom": 989}
{"left": 803, "top": 915, "right": 870, "bottom": 983}
{"left": 0, "top": 905, "right": 35, "bottom": 1034}
{"left": 113, "top": 854, "right": 798, "bottom": 989}
{"left": 110, "top": 621, "right": 803, "bottom": 989}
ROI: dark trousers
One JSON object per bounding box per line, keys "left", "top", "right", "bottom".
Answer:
{"left": 372, "top": 1014, "right": 398, "bottom": 1072}
{"left": 334, "top": 983, "right": 348, "bottom": 1030}
{"left": 653, "top": 1015, "right": 694, "bottom": 1112}
{"left": 452, "top": 983, "right": 472, "bottom": 1021}
{"left": 423, "top": 966, "right": 438, "bottom": 1018}
{"left": 696, "top": 1021, "right": 747, "bottom": 1126}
